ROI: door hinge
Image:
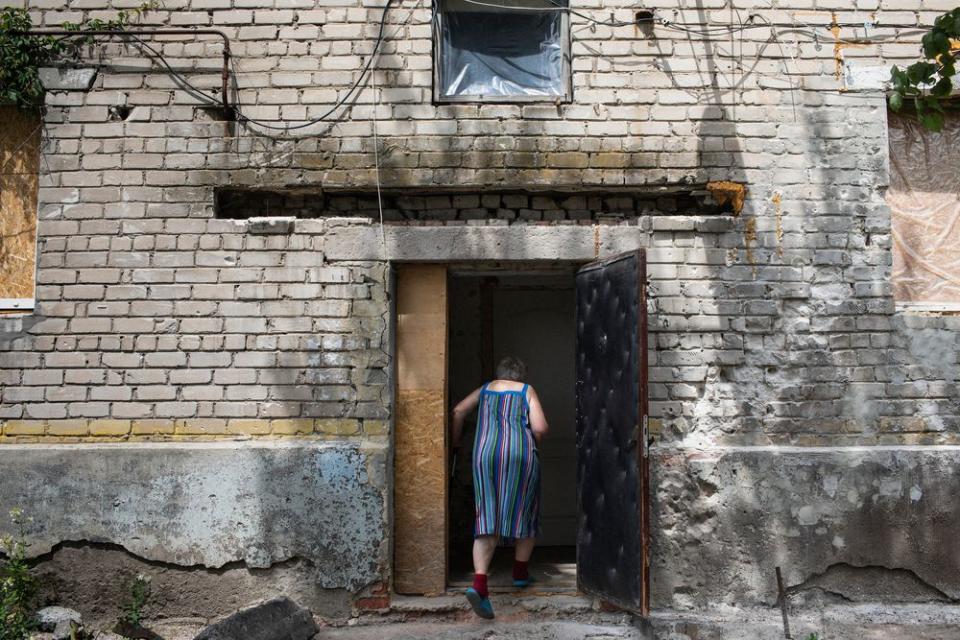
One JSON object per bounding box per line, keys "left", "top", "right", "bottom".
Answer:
{"left": 641, "top": 415, "right": 649, "bottom": 458}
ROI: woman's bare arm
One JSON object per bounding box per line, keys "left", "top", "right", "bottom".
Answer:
{"left": 527, "top": 386, "right": 549, "bottom": 443}
{"left": 451, "top": 386, "right": 482, "bottom": 448}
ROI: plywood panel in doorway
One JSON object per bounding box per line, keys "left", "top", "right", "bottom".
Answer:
{"left": 0, "top": 106, "right": 40, "bottom": 306}
{"left": 394, "top": 265, "right": 447, "bottom": 594}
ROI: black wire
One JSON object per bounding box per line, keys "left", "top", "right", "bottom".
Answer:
{"left": 229, "top": 0, "right": 395, "bottom": 132}
{"left": 92, "top": 0, "right": 396, "bottom": 134}
{"left": 52, "top": 3, "right": 933, "bottom": 138}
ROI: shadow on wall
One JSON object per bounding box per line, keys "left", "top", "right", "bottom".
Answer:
{"left": 647, "top": 0, "right": 960, "bottom": 610}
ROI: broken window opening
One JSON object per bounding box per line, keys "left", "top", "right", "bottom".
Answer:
{"left": 215, "top": 188, "right": 723, "bottom": 222}
{"left": 433, "top": 0, "right": 571, "bottom": 102}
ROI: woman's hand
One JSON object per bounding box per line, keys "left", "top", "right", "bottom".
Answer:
{"left": 451, "top": 387, "right": 482, "bottom": 451}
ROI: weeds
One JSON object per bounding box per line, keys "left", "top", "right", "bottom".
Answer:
{"left": 122, "top": 573, "right": 152, "bottom": 627}
{"left": 0, "top": 508, "right": 38, "bottom": 640}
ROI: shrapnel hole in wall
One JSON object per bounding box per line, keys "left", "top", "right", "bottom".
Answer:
{"left": 214, "top": 188, "right": 734, "bottom": 224}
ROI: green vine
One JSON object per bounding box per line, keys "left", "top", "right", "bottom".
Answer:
{"left": 889, "top": 7, "right": 960, "bottom": 132}
{"left": 0, "top": 2, "right": 159, "bottom": 110}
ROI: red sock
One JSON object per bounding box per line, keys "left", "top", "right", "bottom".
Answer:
{"left": 512, "top": 560, "right": 529, "bottom": 581}
{"left": 472, "top": 573, "right": 489, "bottom": 598}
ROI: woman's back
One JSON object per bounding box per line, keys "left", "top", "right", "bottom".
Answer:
{"left": 473, "top": 379, "right": 540, "bottom": 539}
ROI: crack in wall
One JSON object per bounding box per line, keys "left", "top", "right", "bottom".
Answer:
{"left": 787, "top": 563, "right": 957, "bottom": 604}
{"left": 28, "top": 539, "right": 315, "bottom": 576}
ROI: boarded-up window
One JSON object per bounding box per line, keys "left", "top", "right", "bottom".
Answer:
{"left": 887, "top": 112, "right": 960, "bottom": 310}
{"left": 0, "top": 106, "right": 40, "bottom": 311}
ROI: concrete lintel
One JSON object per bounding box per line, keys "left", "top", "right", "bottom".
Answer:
{"left": 323, "top": 224, "right": 648, "bottom": 262}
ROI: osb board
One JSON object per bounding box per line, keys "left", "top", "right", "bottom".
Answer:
{"left": 394, "top": 264, "right": 448, "bottom": 594}
{"left": 396, "top": 265, "right": 447, "bottom": 390}
{"left": 0, "top": 106, "right": 40, "bottom": 303}
{"left": 887, "top": 112, "right": 960, "bottom": 306}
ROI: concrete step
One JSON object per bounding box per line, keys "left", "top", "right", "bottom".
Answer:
{"left": 319, "top": 619, "right": 646, "bottom": 640}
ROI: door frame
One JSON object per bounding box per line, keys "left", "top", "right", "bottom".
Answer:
{"left": 391, "top": 258, "right": 648, "bottom": 606}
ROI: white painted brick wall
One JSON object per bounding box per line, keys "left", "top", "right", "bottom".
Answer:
{"left": 0, "top": 0, "right": 958, "bottom": 444}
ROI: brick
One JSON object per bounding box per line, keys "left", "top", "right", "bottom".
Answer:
{"left": 174, "top": 418, "right": 228, "bottom": 435}
{"left": 227, "top": 418, "right": 272, "bottom": 435}
{"left": 270, "top": 418, "right": 314, "bottom": 435}
{"left": 315, "top": 418, "right": 360, "bottom": 436}
{"left": 131, "top": 419, "right": 176, "bottom": 435}
{"left": 47, "top": 419, "right": 90, "bottom": 436}
{"left": 89, "top": 419, "right": 132, "bottom": 436}
{"left": 2, "top": 420, "right": 46, "bottom": 436}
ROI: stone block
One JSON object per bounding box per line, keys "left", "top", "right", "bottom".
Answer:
{"left": 38, "top": 67, "right": 97, "bottom": 91}
{"left": 194, "top": 597, "right": 318, "bottom": 640}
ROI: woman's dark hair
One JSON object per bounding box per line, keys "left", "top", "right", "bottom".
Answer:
{"left": 495, "top": 356, "right": 527, "bottom": 382}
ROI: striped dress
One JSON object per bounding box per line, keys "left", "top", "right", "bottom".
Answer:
{"left": 472, "top": 383, "right": 541, "bottom": 540}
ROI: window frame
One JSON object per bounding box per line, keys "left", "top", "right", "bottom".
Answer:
{"left": 431, "top": 0, "right": 573, "bottom": 104}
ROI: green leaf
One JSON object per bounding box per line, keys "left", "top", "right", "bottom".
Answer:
{"left": 920, "top": 111, "right": 945, "bottom": 132}
{"left": 889, "top": 92, "right": 904, "bottom": 112}
{"left": 931, "top": 76, "right": 953, "bottom": 97}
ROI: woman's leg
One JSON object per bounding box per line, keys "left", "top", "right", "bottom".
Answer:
{"left": 469, "top": 535, "right": 498, "bottom": 616}
{"left": 512, "top": 536, "right": 536, "bottom": 585}
{"left": 472, "top": 535, "right": 498, "bottom": 574}
{"left": 513, "top": 536, "right": 536, "bottom": 562}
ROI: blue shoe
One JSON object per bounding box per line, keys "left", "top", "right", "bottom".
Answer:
{"left": 465, "top": 587, "right": 495, "bottom": 619}
{"left": 513, "top": 576, "right": 534, "bottom": 588}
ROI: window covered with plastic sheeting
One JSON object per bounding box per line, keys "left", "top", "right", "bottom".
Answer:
{"left": 434, "top": 0, "right": 571, "bottom": 102}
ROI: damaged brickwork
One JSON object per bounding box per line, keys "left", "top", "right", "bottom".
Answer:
{"left": 0, "top": 0, "right": 958, "bottom": 626}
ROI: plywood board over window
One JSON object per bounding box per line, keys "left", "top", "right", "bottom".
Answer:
{"left": 887, "top": 112, "right": 960, "bottom": 310}
{"left": 0, "top": 106, "right": 41, "bottom": 312}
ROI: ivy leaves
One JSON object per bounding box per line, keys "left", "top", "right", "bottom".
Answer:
{"left": 889, "top": 8, "right": 960, "bottom": 132}
{"left": 0, "top": 2, "right": 159, "bottom": 110}
{"left": 0, "top": 9, "right": 68, "bottom": 109}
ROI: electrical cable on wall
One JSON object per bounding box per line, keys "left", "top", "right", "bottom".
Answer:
{"left": 42, "top": 1, "right": 935, "bottom": 139}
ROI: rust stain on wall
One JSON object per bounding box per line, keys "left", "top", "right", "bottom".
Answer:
{"left": 706, "top": 180, "right": 747, "bottom": 215}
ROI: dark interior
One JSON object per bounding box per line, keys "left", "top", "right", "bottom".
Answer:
{"left": 447, "top": 267, "right": 578, "bottom": 592}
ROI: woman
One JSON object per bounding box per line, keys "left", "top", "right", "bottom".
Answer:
{"left": 450, "top": 356, "right": 550, "bottom": 619}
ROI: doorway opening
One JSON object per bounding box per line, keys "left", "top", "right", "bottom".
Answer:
{"left": 446, "top": 265, "right": 578, "bottom": 593}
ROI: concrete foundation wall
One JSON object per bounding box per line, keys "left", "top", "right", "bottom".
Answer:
{"left": 0, "top": 442, "right": 387, "bottom": 618}
{"left": 651, "top": 447, "right": 960, "bottom": 609}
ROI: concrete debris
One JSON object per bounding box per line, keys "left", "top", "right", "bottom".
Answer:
{"left": 193, "top": 597, "right": 319, "bottom": 640}
{"left": 36, "top": 606, "right": 83, "bottom": 631}
{"left": 36, "top": 606, "right": 85, "bottom": 639}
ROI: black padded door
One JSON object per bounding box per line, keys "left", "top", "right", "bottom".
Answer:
{"left": 575, "top": 250, "right": 649, "bottom": 615}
